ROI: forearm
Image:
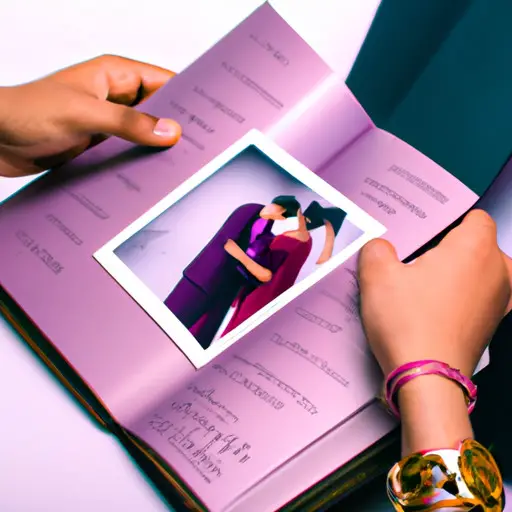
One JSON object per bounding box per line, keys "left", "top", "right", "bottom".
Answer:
{"left": 226, "top": 242, "right": 258, "bottom": 269}
{"left": 224, "top": 241, "right": 272, "bottom": 282}
{"left": 398, "top": 374, "right": 473, "bottom": 456}
{"left": 317, "top": 221, "right": 335, "bottom": 264}
{"left": 239, "top": 254, "right": 272, "bottom": 282}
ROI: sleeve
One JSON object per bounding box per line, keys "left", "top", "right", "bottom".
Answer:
{"left": 183, "top": 204, "right": 260, "bottom": 282}
{"left": 266, "top": 241, "right": 311, "bottom": 297}
{"left": 268, "top": 249, "right": 289, "bottom": 272}
{"left": 236, "top": 248, "right": 288, "bottom": 287}
{"left": 241, "top": 240, "right": 312, "bottom": 310}
{"left": 215, "top": 204, "right": 259, "bottom": 245}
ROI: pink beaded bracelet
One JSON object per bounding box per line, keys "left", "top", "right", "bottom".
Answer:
{"left": 382, "top": 359, "right": 477, "bottom": 418}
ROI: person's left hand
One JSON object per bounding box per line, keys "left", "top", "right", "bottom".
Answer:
{"left": 0, "top": 55, "right": 182, "bottom": 178}
{"left": 358, "top": 210, "right": 512, "bottom": 378}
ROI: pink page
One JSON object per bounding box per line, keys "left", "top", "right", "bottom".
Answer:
{"left": 219, "top": 131, "right": 481, "bottom": 512}
{"left": 0, "top": 5, "right": 368, "bottom": 429}
{"left": 128, "top": 134, "right": 477, "bottom": 511}
{"left": 319, "top": 128, "right": 478, "bottom": 259}
{"left": 0, "top": 4, "right": 480, "bottom": 512}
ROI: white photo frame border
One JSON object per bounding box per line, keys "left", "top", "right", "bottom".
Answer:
{"left": 94, "top": 129, "right": 386, "bottom": 368}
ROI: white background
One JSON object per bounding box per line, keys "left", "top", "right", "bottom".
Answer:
{"left": 0, "top": 1, "right": 393, "bottom": 511}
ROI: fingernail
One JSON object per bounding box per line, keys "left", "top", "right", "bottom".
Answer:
{"left": 153, "top": 118, "right": 181, "bottom": 139}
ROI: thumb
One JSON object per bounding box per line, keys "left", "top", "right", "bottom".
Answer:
{"left": 440, "top": 209, "right": 497, "bottom": 253}
{"left": 357, "top": 238, "right": 400, "bottom": 289}
{"left": 78, "top": 98, "right": 182, "bottom": 147}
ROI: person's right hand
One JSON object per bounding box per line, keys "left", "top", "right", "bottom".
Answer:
{"left": 0, "top": 55, "right": 181, "bottom": 178}
{"left": 358, "top": 209, "right": 512, "bottom": 378}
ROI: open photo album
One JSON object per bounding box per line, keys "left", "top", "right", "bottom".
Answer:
{"left": 1, "top": 2, "right": 512, "bottom": 511}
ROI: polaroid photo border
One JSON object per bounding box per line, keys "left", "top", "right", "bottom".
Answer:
{"left": 94, "top": 129, "right": 386, "bottom": 368}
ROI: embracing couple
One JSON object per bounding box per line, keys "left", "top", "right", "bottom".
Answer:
{"left": 164, "top": 195, "right": 346, "bottom": 349}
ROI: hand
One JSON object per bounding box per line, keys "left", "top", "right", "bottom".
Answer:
{"left": 316, "top": 219, "right": 334, "bottom": 264}
{"left": 255, "top": 267, "right": 272, "bottom": 283}
{"left": 0, "top": 55, "right": 182, "bottom": 177}
{"left": 224, "top": 239, "right": 272, "bottom": 282}
{"left": 224, "top": 239, "right": 237, "bottom": 253}
{"left": 358, "top": 209, "right": 511, "bottom": 378}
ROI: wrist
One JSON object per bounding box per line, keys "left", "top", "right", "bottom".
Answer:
{"left": 398, "top": 374, "right": 473, "bottom": 456}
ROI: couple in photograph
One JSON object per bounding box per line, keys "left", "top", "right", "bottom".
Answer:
{"left": 164, "top": 195, "right": 346, "bottom": 349}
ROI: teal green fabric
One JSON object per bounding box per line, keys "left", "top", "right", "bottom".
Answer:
{"left": 347, "top": 0, "right": 470, "bottom": 126}
{"left": 348, "top": 0, "right": 512, "bottom": 195}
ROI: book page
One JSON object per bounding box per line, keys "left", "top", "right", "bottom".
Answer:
{"left": 93, "top": 129, "right": 383, "bottom": 368}
{"left": 0, "top": 5, "right": 480, "bottom": 512}
{"left": 127, "top": 130, "right": 478, "bottom": 511}
{"left": 319, "top": 128, "right": 478, "bottom": 260}
{"left": 0, "top": 5, "right": 370, "bottom": 424}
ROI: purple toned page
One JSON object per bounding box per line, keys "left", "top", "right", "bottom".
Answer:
{"left": 303, "top": 129, "right": 479, "bottom": 362}
{"left": 319, "top": 128, "right": 479, "bottom": 260}
{"left": 0, "top": 5, "right": 370, "bottom": 428}
{"left": 129, "top": 278, "right": 384, "bottom": 511}
{"left": 0, "top": 5, "right": 482, "bottom": 512}
{"left": 225, "top": 404, "right": 396, "bottom": 512}
{"left": 221, "top": 130, "right": 484, "bottom": 512}
{"left": 267, "top": 73, "right": 374, "bottom": 171}
{"left": 124, "top": 131, "right": 481, "bottom": 510}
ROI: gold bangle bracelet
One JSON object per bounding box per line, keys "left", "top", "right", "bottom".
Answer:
{"left": 387, "top": 439, "right": 504, "bottom": 511}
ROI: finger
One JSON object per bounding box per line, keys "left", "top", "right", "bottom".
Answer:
{"left": 461, "top": 209, "right": 497, "bottom": 237}
{"left": 75, "top": 97, "right": 181, "bottom": 147}
{"left": 358, "top": 238, "right": 401, "bottom": 287}
{"left": 97, "top": 55, "right": 175, "bottom": 105}
{"left": 438, "top": 209, "right": 497, "bottom": 253}
{"left": 49, "top": 55, "right": 175, "bottom": 106}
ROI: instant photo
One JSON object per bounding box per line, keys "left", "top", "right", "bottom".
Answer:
{"left": 94, "top": 130, "right": 384, "bottom": 367}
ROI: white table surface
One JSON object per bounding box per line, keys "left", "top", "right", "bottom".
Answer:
{"left": 0, "top": 1, "right": 489, "bottom": 511}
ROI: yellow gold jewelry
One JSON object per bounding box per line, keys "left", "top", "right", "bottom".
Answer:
{"left": 387, "top": 439, "right": 504, "bottom": 511}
